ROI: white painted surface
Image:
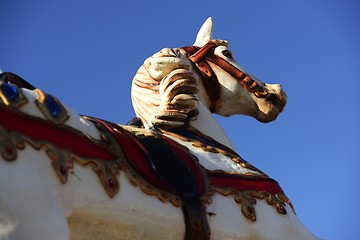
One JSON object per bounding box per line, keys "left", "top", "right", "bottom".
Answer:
{"left": 0, "top": 18, "right": 319, "bottom": 240}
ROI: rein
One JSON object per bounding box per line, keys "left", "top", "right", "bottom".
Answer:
{"left": 181, "top": 43, "right": 221, "bottom": 113}
{"left": 181, "top": 40, "right": 269, "bottom": 112}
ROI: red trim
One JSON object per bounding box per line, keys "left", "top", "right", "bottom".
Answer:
{"left": 209, "top": 172, "right": 284, "bottom": 194}
{"left": 0, "top": 106, "right": 115, "bottom": 160}
{"left": 1, "top": 106, "right": 284, "bottom": 195}
{"left": 162, "top": 136, "right": 206, "bottom": 195}
{"left": 109, "top": 124, "right": 172, "bottom": 192}
{"left": 107, "top": 124, "right": 205, "bottom": 195}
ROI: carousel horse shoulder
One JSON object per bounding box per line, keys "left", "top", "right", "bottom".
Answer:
{"left": 0, "top": 72, "right": 101, "bottom": 140}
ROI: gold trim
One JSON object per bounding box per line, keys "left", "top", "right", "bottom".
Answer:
{"left": 35, "top": 89, "right": 69, "bottom": 124}
{"left": 0, "top": 121, "right": 182, "bottom": 205}
{"left": 162, "top": 127, "right": 269, "bottom": 177}
{"left": 0, "top": 118, "right": 293, "bottom": 221}
{"left": 0, "top": 123, "right": 120, "bottom": 197}
{"left": 211, "top": 185, "right": 294, "bottom": 221}
{"left": 0, "top": 82, "right": 28, "bottom": 107}
{"left": 161, "top": 129, "right": 294, "bottom": 220}
{"left": 99, "top": 122, "right": 182, "bottom": 206}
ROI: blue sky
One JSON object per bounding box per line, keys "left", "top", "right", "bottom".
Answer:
{"left": 1, "top": 1, "right": 359, "bottom": 239}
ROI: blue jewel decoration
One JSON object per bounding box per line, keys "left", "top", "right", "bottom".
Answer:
{"left": 34, "top": 89, "right": 68, "bottom": 124}
{"left": 1, "top": 82, "right": 19, "bottom": 102}
{"left": 45, "top": 94, "right": 62, "bottom": 118}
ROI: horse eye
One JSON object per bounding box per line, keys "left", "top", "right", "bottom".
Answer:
{"left": 222, "top": 50, "right": 233, "bottom": 59}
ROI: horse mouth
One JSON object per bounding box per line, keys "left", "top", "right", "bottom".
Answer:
{"left": 267, "top": 92, "right": 286, "bottom": 113}
{"left": 255, "top": 90, "right": 287, "bottom": 123}
{"left": 237, "top": 73, "right": 287, "bottom": 122}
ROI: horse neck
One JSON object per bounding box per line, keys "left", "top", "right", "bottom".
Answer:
{"left": 190, "top": 100, "right": 234, "bottom": 150}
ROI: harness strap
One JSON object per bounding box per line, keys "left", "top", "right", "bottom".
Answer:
{"left": 133, "top": 134, "right": 210, "bottom": 240}
{"left": 181, "top": 43, "right": 221, "bottom": 113}
{"left": 207, "top": 55, "right": 268, "bottom": 97}
{"left": 188, "top": 41, "right": 225, "bottom": 63}
{"left": 181, "top": 41, "right": 269, "bottom": 106}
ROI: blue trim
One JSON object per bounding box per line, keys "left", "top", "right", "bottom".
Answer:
{"left": 45, "top": 94, "right": 62, "bottom": 118}
{"left": 1, "top": 82, "right": 19, "bottom": 102}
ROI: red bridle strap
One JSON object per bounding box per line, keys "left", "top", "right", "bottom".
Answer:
{"left": 181, "top": 41, "right": 228, "bottom": 112}
{"left": 189, "top": 40, "right": 226, "bottom": 63}
{"left": 182, "top": 41, "right": 269, "bottom": 103}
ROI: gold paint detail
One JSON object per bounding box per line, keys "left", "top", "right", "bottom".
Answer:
{"left": 0, "top": 123, "right": 120, "bottom": 197}
{"left": 123, "top": 167, "right": 182, "bottom": 207}
{"left": 0, "top": 120, "right": 181, "bottom": 205}
{"left": 0, "top": 116, "right": 293, "bottom": 221}
{"left": 121, "top": 125, "right": 162, "bottom": 138}
{"left": 102, "top": 123, "right": 183, "bottom": 207}
{"left": 162, "top": 128, "right": 268, "bottom": 177}
{"left": 0, "top": 125, "right": 23, "bottom": 161}
{"left": 210, "top": 185, "right": 295, "bottom": 221}
{"left": 35, "top": 89, "right": 69, "bottom": 124}
{"left": 0, "top": 82, "right": 28, "bottom": 107}
{"left": 116, "top": 124, "right": 207, "bottom": 207}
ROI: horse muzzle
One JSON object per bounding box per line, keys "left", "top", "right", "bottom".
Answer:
{"left": 255, "top": 83, "right": 287, "bottom": 123}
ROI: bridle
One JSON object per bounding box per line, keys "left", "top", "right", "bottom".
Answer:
{"left": 181, "top": 40, "right": 269, "bottom": 112}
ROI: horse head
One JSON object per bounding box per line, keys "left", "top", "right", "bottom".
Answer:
{"left": 132, "top": 18, "right": 287, "bottom": 130}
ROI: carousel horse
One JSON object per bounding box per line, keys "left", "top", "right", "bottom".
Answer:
{"left": 0, "top": 18, "right": 319, "bottom": 240}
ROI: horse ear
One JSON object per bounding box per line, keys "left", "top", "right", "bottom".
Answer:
{"left": 193, "top": 17, "right": 213, "bottom": 47}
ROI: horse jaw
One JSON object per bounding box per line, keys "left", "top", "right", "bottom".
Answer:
{"left": 193, "top": 17, "right": 213, "bottom": 47}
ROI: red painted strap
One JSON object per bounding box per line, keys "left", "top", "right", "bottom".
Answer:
{"left": 161, "top": 136, "right": 206, "bottom": 195}
{"left": 96, "top": 120, "right": 282, "bottom": 196}
{"left": 1, "top": 106, "right": 284, "bottom": 196}
{"left": 209, "top": 171, "right": 284, "bottom": 194}
{"left": 104, "top": 122, "right": 206, "bottom": 195}
{"left": 107, "top": 124, "right": 173, "bottom": 192}
{"left": 0, "top": 106, "right": 115, "bottom": 160}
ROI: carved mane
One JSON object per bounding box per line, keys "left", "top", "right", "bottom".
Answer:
{"left": 131, "top": 47, "right": 201, "bottom": 129}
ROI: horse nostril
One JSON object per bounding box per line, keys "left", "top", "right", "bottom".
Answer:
{"left": 267, "top": 93, "right": 278, "bottom": 102}
{"left": 267, "top": 93, "right": 285, "bottom": 112}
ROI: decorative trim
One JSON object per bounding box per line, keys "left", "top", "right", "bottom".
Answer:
{"left": 211, "top": 186, "right": 294, "bottom": 221}
{"left": 0, "top": 109, "right": 181, "bottom": 204}
{"left": 162, "top": 127, "right": 268, "bottom": 176}
{"left": 160, "top": 127, "right": 294, "bottom": 221}
{"left": 0, "top": 81, "right": 28, "bottom": 107}
{"left": 111, "top": 124, "right": 190, "bottom": 207}
{"left": 0, "top": 123, "right": 120, "bottom": 197}
{"left": 206, "top": 169, "right": 294, "bottom": 221}
{"left": 0, "top": 107, "right": 293, "bottom": 222}
{"left": 35, "top": 89, "right": 69, "bottom": 124}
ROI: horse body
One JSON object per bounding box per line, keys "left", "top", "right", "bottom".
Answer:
{"left": 0, "top": 18, "right": 319, "bottom": 239}
{"left": 0, "top": 91, "right": 185, "bottom": 240}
